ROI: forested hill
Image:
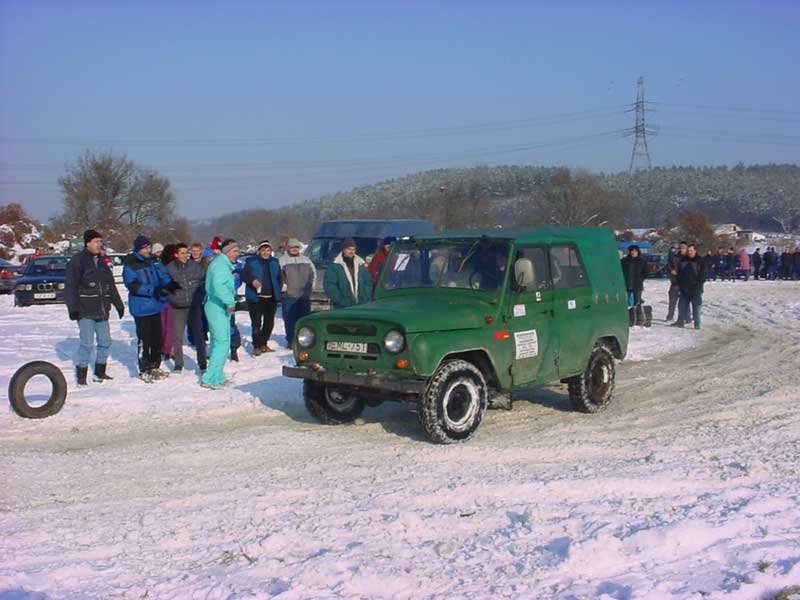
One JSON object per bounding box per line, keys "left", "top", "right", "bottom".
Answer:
{"left": 192, "top": 164, "right": 800, "bottom": 244}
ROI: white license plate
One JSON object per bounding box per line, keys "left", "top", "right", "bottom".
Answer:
{"left": 326, "top": 341, "right": 368, "bottom": 353}
{"left": 34, "top": 292, "right": 56, "bottom": 299}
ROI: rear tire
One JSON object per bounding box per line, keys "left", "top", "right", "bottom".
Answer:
{"left": 8, "top": 361, "right": 67, "bottom": 419}
{"left": 418, "top": 359, "right": 487, "bottom": 444}
{"left": 303, "top": 380, "right": 366, "bottom": 424}
{"left": 566, "top": 344, "right": 616, "bottom": 413}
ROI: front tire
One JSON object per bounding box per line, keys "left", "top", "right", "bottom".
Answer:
{"left": 303, "top": 380, "right": 366, "bottom": 424}
{"left": 566, "top": 344, "right": 616, "bottom": 413}
{"left": 418, "top": 359, "right": 487, "bottom": 444}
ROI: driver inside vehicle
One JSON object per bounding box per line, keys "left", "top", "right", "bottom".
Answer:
{"left": 471, "top": 245, "right": 508, "bottom": 290}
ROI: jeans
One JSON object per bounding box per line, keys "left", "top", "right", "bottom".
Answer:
{"left": 77, "top": 318, "right": 111, "bottom": 367}
{"left": 678, "top": 291, "right": 702, "bottom": 327}
{"left": 134, "top": 313, "right": 162, "bottom": 373}
{"left": 667, "top": 282, "right": 680, "bottom": 319}
{"left": 248, "top": 297, "right": 278, "bottom": 348}
{"left": 172, "top": 306, "right": 207, "bottom": 370}
{"left": 282, "top": 296, "right": 311, "bottom": 344}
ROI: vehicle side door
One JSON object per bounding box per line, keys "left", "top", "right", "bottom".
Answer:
{"left": 506, "top": 245, "right": 557, "bottom": 387}
{"left": 549, "top": 243, "right": 594, "bottom": 377}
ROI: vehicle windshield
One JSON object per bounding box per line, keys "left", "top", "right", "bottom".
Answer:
{"left": 382, "top": 240, "right": 510, "bottom": 291}
{"left": 305, "top": 236, "right": 380, "bottom": 268}
{"left": 26, "top": 257, "right": 69, "bottom": 274}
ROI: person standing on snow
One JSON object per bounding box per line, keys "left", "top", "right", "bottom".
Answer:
{"left": 367, "top": 236, "right": 396, "bottom": 285}
{"left": 620, "top": 244, "right": 648, "bottom": 307}
{"left": 201, "top": 238, "right": 239, "bottom": 389}
{"left": 323, "top": 238, "right": 373, "bottom": 310}
{"left": 737, "top": 248, "right": 751, "bottom": 282}
{"left": 666, "top": 242, "right": 687, "bottom": 321}
{"left": 726, "top": 246, "right": 738, "bottom": 281}
{"left": 123, "top": 235, "right": 178, "bottom": 382}
{"left": 159, "top": 244, "right": 178, "bottom": 362}
{"left": 751, "top": 248, "right": 762, "bottom": 280}
{"left": 243, "top": 240, "right": 282, "bottom": 355}
{"left": 64, "top": 229, "right": 125, "bottom": 385}
{"left": 672, "top": 243, "right": 706, "bottom": 329}
{"left": 166, "top": 243, "right": 207, "bottom": 373}
{"left": 279, "top": 238, "right": 315, "bottom": 346}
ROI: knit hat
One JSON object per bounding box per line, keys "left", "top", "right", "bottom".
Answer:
{"left": 257, "top": 239, "right": 272, "bottom": 250}
{"left": 382, "top": 235, "right": 397, "bottom": 246}
{"left": 341, "top": 238, "right": 356, "bottom": 249}
{"left": 221, "top": 239, "right": 239, "bottom": 255}
{"left": 133, "top": 235, "right": 151, "bottom": 252}
{"left": 83, "top": 229, "right": 102, "bottom": 245}
{"left": 210, "top": 236, "right": 223, "bottom": 251}
{"left": 628, "top": 245, "right": 640, "bottom": 254}
{"left": 152, "top": 243, "right": 164, "bottom": 254}
{"left": 287, "top": 238, "right": 303, "bottom": 248}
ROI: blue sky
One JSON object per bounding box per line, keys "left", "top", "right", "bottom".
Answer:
{"left": 1, "top": 0, "right": 798, "bottom": 221}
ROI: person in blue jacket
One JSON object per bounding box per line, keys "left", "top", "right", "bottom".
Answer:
{"left": 242, "top": 240, "right": 282, "bottom": 354}
{"left": 123, "top": 235, "right": 178, "bottom": 382}
{"left": 201, "top": 238, "right": 239, "bottom": 389}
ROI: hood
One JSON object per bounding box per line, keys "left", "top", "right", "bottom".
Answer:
{"left": 306, "top": 295, "right": 495, "bottom": 333}
{"left": 18, "top": 273, "right": 66, "bottom": 284}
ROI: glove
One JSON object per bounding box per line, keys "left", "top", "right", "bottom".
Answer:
{"left": 166, "top": 280, "right": 181, "bottom": 293}
{"left": 69, "top": 311, "right": 80, "bottom": 321}
{"left": 116, "top": 305, "right": 125, "bottom": 319}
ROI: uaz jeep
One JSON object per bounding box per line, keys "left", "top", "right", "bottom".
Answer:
{"left": 282, "top": 227, "right": 629, "bottom": 443}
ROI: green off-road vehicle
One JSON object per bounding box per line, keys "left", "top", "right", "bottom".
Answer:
{"left": 283, "top": 227, "right": 629, "bottom": 443}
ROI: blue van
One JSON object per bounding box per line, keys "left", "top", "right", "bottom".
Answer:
{"left": 306, "top": 219, "right": 434, "bottom": 310}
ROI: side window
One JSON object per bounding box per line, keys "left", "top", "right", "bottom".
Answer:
{"left": 512, "top": 247, "right": 550, "bottom": 291}
{"left": 549, "top": 245, "right": 589, "bottom": 289}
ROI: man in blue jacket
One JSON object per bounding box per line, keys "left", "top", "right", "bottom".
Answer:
{"left": 242, "top": 240, "right": 282, "bottom": 354}
{"left": 123, "top": 235, "right": 178, "bottom": 382}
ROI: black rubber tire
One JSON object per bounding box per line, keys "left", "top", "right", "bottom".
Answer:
{"left": 566, "top": 344, "right": 616, "bottom": 413}
{"left": 418, "top": 359, "right": 487, "bottom": 444}
{"left": 303, "top": 380, "right": 366, "bottom": 424}
{"left": 8, "top": 361, "right": 68, "bottom": 419}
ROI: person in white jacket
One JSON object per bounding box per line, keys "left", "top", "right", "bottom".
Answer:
{"left": 279, "top": 238, "right": 316, "bottom": 345}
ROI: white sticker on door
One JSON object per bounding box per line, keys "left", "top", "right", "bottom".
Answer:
{"left": 513, "top": 304, "right": 526, "bottom": 317}
{"left": 535, "top": 291, "right": 542, "bottom": 302}
{"left": 514, "top": 329, "right": 539, "bottom": 359}
{"left": 567, "top": 299, "right": 577, "bottom": 310}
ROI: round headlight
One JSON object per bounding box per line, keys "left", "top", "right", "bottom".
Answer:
{"left": 296, "top": 326, "right": 315, "bottom": 348}
{"left": 58, "top": 283, "right": 65, "bottom": 290}
{"left": 384, "top": 329, "right": 405, "bottom": 354}
{"left": 25, "top": 284, "right": 32, "bottom": 291}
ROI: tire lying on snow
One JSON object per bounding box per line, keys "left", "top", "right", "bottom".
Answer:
{"left": 418, "top": 359, "right": 488, "bottom": 444}
{"left": 566, "top": 344, "right": 616, "bottom": 413}
{"left": 303, "top": 380, "right": 366, "bottom": 424}
{"left": 8, "top": 361, "right": 67, "bottom": 419}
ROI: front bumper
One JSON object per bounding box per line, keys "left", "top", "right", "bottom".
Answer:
{"left": 283, "top": 365, "right": 427, "bottom": 395}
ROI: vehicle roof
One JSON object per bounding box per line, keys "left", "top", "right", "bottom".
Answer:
{"left": 412, "top": 226, "right": 616, "bottom": 244}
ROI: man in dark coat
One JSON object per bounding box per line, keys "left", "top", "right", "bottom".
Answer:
{"left": 751, "top": 248, "right": 762, "bottom": 280}
{"left": 166, "top": 243, "right": 207, "bottom": 372}
{"left": 672, "top": 243, "right": 706, "bottom": 329}
{"left": 726, "top": 246, "right": 738, "bottom": 281}
{"left": 620, "top": 245, "right": 648, "bottom": 307}
{"left": 666, "top": 242, "right": 687, "bottom": 321}
{"left": 65, "top": 229, "right": 125, "bottom": 385}
{"left": 242, "top": 240, "right": 282, "bottom": 354}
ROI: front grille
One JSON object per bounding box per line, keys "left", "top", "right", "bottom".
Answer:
{"left": 327, "top": 323, "right": 378, "bottom": 336}
{"left": 37, "top": 283, "right": 54, "bottom": 291}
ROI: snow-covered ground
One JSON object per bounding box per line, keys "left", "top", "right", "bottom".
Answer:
{"left": 1, "top": 279, "right": 799, "bottom": 599}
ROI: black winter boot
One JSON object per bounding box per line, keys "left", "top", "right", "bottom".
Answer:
{"left": 93, "top": 363, "right": 113, "bottom": 382}
{"left": 76, "top": 366, "right": 88, "bottom": 386}
{"left": 230, "top": 347, "right": 239, "bottom": 362}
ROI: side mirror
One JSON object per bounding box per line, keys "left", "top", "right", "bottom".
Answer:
{"left": 514, "top": 258, "right": 534, "bottom": 291}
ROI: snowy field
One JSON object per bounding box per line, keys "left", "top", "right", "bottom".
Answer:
{"left": 1, "top": 279, "right": 799, "bottom": 599}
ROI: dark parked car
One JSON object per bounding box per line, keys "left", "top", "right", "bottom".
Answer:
{"left": 14, "top": 255, "right": 70, "bottom": 306}
{"left": 0, "top": 258, "right": 24, "bottom": 294}
{"left": 642, "top": 253, "right": 667, "bottom": 278}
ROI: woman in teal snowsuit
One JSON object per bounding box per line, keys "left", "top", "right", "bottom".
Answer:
{"left": 201, "top": 240, "right": 239, "bottom": 388}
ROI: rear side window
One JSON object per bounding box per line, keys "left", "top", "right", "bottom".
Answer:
{"left": 549, "top": 245, "right": 589, "bottom": 289}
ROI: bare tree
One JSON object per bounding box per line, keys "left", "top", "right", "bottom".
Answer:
{"left": 533, "top": 168, "right": 630, "bottom": 228}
